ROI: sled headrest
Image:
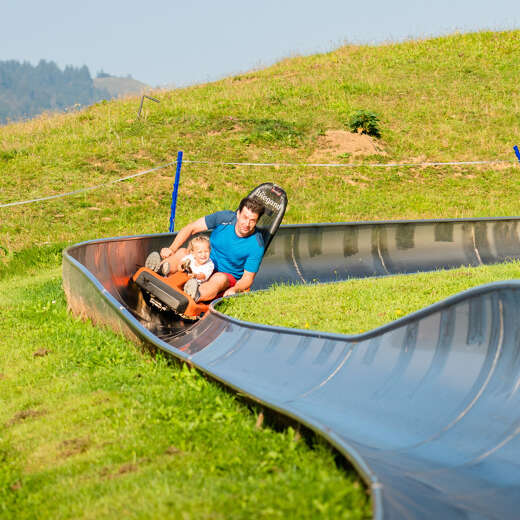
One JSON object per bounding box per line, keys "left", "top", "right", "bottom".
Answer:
{"left": 245, "top": 183, "right": 288, "bottom": 251}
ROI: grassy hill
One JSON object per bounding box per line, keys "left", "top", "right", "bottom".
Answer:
{"left": 93, "top": 75, "right": 149, "bottom": 98}
{"left": 1, "top": 30, "right": 520, "bottom": 518}
{"left": 1, "top": 29, "right": 519, "bottom": 266}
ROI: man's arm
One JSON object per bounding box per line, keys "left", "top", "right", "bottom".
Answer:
{"left": 223, "top": 271, "right": 256, "bottom": 297}
{"left": 160, "top": 217, "right": 208, "bottom": 258}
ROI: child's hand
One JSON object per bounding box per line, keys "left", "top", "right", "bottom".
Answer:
{"left": 195, "top": 273, "right": 205, "bottom": 280}
{"left": 180, "top": 259, "right": 192, "bottom": 273}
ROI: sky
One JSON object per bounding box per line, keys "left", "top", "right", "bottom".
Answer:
{"left": 2, "top": 0, "right": 519, "bottom": 87}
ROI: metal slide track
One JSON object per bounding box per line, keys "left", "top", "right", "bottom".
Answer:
{"left": 62, "top": 218, "right": 520, "bottom": 519}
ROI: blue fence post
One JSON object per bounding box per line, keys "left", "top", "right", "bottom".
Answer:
{"left": 169, "top": 151, "right": 183, "bottom": 232}
{"left": 514, "top": 146, "right": 520, "bottom": 164}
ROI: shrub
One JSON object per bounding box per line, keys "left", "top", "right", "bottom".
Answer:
{"left": 348, "top": 110, "right": 381, "bottom": 138}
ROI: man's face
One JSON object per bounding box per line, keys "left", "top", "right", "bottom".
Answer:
{"left": 235, "top": 206, "right": 260, "bottom": 237}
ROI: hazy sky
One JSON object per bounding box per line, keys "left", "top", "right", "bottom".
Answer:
{"left": 2, "top": 1, "right": 519, "bottom": 87}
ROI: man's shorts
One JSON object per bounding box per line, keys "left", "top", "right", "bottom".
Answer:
{"left": 214, "top": 272, "right": 237, "bottom": 299}
{"left": 223, "top": 272, "right": 237, "bottom": 288}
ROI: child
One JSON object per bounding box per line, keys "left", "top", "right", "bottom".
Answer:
{"left": 145, "top": 235, "right": 214, "bottom": 301}
{"left": 180, "top": 235, "right": 214, "bottom": 300}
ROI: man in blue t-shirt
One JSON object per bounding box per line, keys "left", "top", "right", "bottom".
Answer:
{"left": 158, "top": 197, "right": 265, "bottom": 301}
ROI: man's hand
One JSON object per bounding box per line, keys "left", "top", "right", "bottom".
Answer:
{"left": 223, "top": 271, "right": 256, "bottom": 297}
{"left": 160, "top": 247, "right": 172, "bottom": 259}
{"left": 223, "top": 287, "right": 237, "bottom": 297}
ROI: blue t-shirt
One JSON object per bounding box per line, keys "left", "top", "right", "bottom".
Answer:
{"left": 205, "top": 210, "right": 265, "bottom": 279}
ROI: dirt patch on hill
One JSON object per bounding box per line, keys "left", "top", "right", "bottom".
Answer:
{"left": 100, "top": 462, "right": 140, "bottom": 479}
{"left": 60, "top": 437, "right": 91, "bottom": 458}
{"left": 6, "top": 408, "right": 47, "bottom": 426}
{"left": 33, "top": 347, "right": 52, "bottom": 357}
{"left": 309, "top": 130, "right": 386, "bottom": 162}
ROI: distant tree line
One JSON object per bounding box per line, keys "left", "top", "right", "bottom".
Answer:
{"left": 0, "top": 60, "right": 111, "bottom": 124}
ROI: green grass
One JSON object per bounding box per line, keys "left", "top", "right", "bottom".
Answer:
{"left": 219, "top": 261, "right": 520, "bottom": 334}
{"left": 0, "top": 270, "right": 370, "bottom": 519}
{"left": 1, "top": 30, "right": 520, "bottom": 518}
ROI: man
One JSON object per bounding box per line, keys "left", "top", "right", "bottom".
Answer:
{"left": 158, "top": 197, "right": 265, "bottom": 301}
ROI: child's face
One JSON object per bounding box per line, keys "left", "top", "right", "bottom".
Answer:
{"left": 192, "top": 242, "right": 210, "bottom": 265}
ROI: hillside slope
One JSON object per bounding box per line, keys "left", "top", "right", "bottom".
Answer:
{"left": 1, "top": 30, "right": 519, "bottom": 264}
{"left": 93, "top": 75, "right": 149, "bottom": 97}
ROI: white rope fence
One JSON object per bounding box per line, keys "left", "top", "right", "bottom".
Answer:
{"left": 184, "top": 159, "right": 513, "bottom": 168}
{"left": 0, "top": 161, "right": 177, "bottom": 208}
{"left": 0, "top": 157, "right": 516, "bottom": 209}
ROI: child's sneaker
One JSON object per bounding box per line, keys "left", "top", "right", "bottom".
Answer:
{"left": 183, "top": 278, "right": 200, "bottom": 302}
{"left": 160, "top": 261, "right": 170, "bottom": 277}
{"left": 145, "top": 251, "right": 161, "bottom": 272}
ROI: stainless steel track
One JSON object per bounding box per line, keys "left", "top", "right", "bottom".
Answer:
{"left": 63, "top": 217, "right": 520, "bottom": 519}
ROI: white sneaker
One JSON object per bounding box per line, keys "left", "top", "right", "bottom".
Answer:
{"left": 183, "top": 278, "right": 200, "bottom": 302}
{"left": 160, "top": 262, "right": 170, "bottom": 277}
{"left": 145, "top": 251, "right": 161, "bottom": 272}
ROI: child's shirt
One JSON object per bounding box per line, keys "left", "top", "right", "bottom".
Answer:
{"left": 181, "top": 254, "right": 214, "bottom": 282}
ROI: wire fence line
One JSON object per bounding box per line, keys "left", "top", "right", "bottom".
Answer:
{"left": 0, "top": 160, "right": 177, "bottom": 209}
{"left": 185, "top": 158, "right": 514, "bottom": 168}
{"left": 0, "top": 156, "right": 516, "bottom": 209}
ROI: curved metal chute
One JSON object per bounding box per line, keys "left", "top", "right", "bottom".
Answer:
{"left": 63, "top": 217, "right": 520, "bottom": 519}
